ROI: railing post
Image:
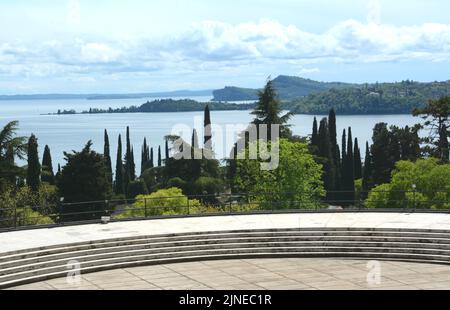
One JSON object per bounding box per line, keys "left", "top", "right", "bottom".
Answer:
{"left": 187, "top": 198, "right": 190, "bottom": 215}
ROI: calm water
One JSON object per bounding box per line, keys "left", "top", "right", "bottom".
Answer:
{"left": 0, "top": 97, "right": 421, "bottom": 172}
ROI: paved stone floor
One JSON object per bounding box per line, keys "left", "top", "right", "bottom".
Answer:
{"left": 10, "top": 258, "right": 450, "bottom": 290}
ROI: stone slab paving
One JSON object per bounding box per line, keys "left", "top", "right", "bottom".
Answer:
{"left": 9, "top": 258, "right": 450, "bottom": 290}
{"left": 1, "top": 212, "right": 450, "bottom": 254}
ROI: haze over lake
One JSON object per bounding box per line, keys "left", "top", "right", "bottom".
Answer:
{"left": 0, "top": 96, "right": 421, "bottom": 172}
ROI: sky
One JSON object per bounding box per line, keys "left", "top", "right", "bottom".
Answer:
{"left": 0, "top": 0, "right": 450, "bottom": 94}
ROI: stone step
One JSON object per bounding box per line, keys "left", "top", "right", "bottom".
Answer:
{"left": 2, "top": 229, "right": 449, "bottom": 262}
{"left": 2, "top": 238, "right": 450, "bottom": 270}
{"left": 1, "top": 244, "right": 450, "bottom": 283}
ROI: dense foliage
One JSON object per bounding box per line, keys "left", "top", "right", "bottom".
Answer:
{"left": 366, "top": 159, "right": 450, "bottom": 209}
{"left": 288, "top": 80, "right": 450, "bottom": 114}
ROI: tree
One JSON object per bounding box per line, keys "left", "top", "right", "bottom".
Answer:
{"left": 41, "top": 145, "right": 55, "bottom": 185}
{"left": 26, "top": 134, "right": 40, "bottom": 192}
{"left": 141, "top": 138, "right": 148, "bottom": 175}
{"left": 345, "top": 127, "right": 355, "bottom": 203}
{"left": 371, "top": 123, "right": 392, "bottom": 185}
{"left": 150, "top": 147, "right": 154, "bottom": 168}
{"left": 366, "top": 159, "right": 450, "bottom": 209}
{"left": 362, "top": 141, "right": 374, "bottom": 197}
{"left": 318, "top": 118, "right": 336, "bottom": 200}
{"left": 233, "top": 139, "right": 324, "bottom": 209}
{"left": 103, "top": 130, "right": 113, "bottom": 186}
{"left": 204, "top": 105, "right": 212, "bottom": 152}
{"left": 165, "top": 139, "right": 170, "bottom": 161}
{"left": 115, "top": 135, "right": 124, "bottom": 195}
{"left": 251, "top": 78, "right": 293, "bottom": 140}
{"left": 311, "top": 117, "right": 319, "bottom": 150}
{"left": 328, "top": 109, "right": 338, "bottom": 164}
{"left": 124, "top": 126, "right": 135, "bottom": 191}
{"left": 413, "top": 96, "right": 450, "bottom": 162}
{"left": 354, "top": 138, "right": 362, "bottom": 180}
{"left": 0, "top": 121, "right": 27, "bottom": 188}
{"left": 127, "top": 179, "right": 149, "bottom": 199}
{"left": 158, "top": 146, "right": 162, "bottom": 167}
{"left": 59, "top": 141, "right": 112, "bottom": 221}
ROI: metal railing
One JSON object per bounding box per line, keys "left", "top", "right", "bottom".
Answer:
{"left": 0, "top": 190, "right": 449, "bottom": 232}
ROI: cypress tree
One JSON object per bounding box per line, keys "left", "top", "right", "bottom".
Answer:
{"left": 311, "top": 117, "right": 318, "bottom": 147}
{"left": 41, "top": 145, "right": 55, "bottom": 185}
{"left": 104, "top": 130, "right": 113, "bottom": 186}
{"left": 26, "top": 134, "right": 40, "bottom": 191}
{"left": 114, "top": 135, "right": 124, "bottom": 195}
{"left": 354, "top": 138, "right": 363, "bottom": 180}
{"left": 150, "top": 147, "right": 154, "bottom": 168}
{"left": 328, "top": 109, "right": 338, "bottom": 163}
{"left": 362, "top": 141, "right": 374, "bottom": 198}
{"left": 158, "top": 146, "right": 162, "bottom": 167}
{"left": 141, "top": 138, "right": 148, "bottom": 175}
{"left": 340, "top": 129, "right": 347, "bottom": 190}
{"left": 166, "top": 139, "right": 170, "bottom": 160}
{"left": 346, "top": 127, "right": 355, "bottom": 203}
{"left": 191, "top": 129, "right": 199, "bottom": 159}
{"left": 204, "top": 105, "right": 212, "bottom": 151}
{"left": 318, "top": 118, "right": 335, "bottom": 200}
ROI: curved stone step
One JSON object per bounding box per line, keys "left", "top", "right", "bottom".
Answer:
{"left": 1, "top": 238, "right": 450, "bottom": 270}
{"left": 2, "top": 229, "right": 449, "bottom": 263}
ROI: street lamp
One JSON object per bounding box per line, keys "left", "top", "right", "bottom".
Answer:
{"left": 412, "top": 184, "right": 417, "bottom": 210}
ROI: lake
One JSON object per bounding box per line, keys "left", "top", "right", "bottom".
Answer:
{"left": 0, "top": 96, "right": 422, "bottom": 173}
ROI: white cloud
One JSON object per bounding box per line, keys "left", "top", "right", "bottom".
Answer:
{"left": 1, "top": 18, "right": 450, "bottom": 80}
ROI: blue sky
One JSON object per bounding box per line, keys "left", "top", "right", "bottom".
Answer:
{"left": 0, "top": 0, "right": 449, "bottom": 94}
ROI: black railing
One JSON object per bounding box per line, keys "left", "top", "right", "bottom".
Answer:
{"left": 0, "top": 190, "right": 449, "bottom": 231}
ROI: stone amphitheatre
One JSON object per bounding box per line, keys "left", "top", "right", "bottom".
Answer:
{"left": 1, "top": 212, "right": 450, "bottom": 290}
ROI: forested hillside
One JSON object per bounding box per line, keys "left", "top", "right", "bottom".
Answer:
{"left": 286, "top": 80, "right": 450, "bottom": 114}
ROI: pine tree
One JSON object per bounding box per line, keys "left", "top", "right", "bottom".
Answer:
{"left": 354, "top": 138, "right": 362, "bottom": 180}
{"left": 41, "top": 145, "right": 55, "bottom": 185}
{"left": 103, "top": 130, "right": 113, "bottom": 186}
{"left": 251, "top": 78, "right": 292, "bottom": 139}
{"left": 114, "top": 135, "right": 124, "bottom": 195}
{"left": 158, "top": 146, "right": 162, "bottom": 167}
{"left": 26, "top": 134, "right": 40, "bottom": 191}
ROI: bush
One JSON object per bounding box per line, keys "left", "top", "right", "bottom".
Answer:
{"left": 115, "top": 187, "right": 201, "bottom": 219}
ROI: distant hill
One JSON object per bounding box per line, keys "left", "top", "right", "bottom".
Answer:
{"left": 212, "top": 75, "right": 354, "bottom": 101}
{"left": 285, "top": 80, "right": 450, "bottom": 114}
{"left": 0, "top": 90, "right": 213, "bottom": 101}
